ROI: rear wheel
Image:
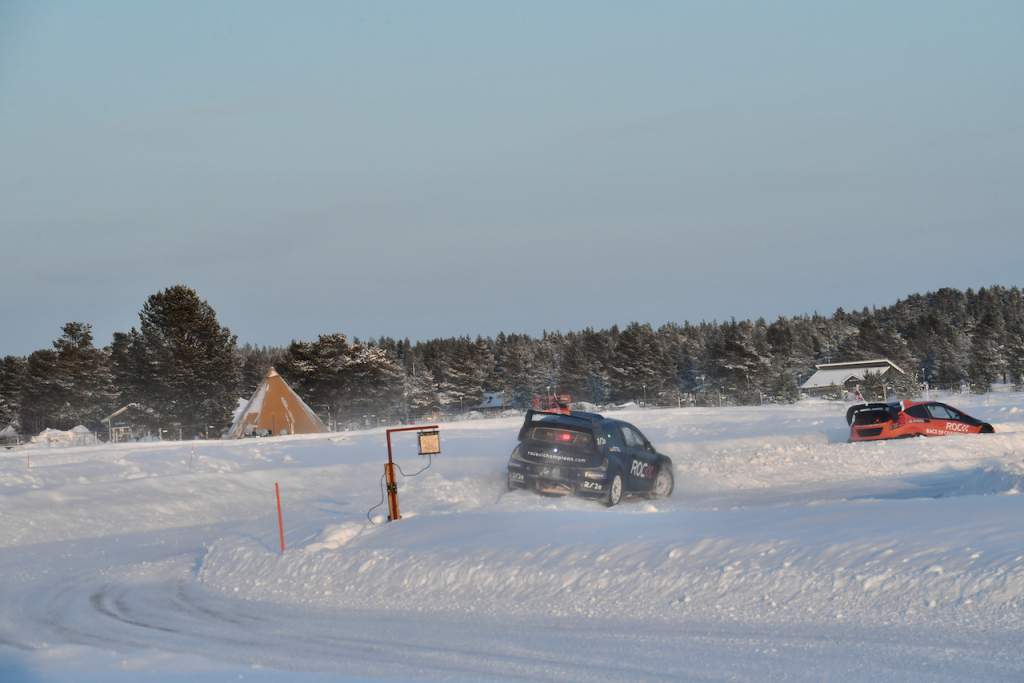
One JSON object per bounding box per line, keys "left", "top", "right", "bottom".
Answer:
{"left": 650, "top": 465, "right": 674, "bottom": 498}
{"left": 981, "top": 424, "right": 995, "bottom": 434}
{"left": 605, "top": 473, "right": 623, "bottom": 507}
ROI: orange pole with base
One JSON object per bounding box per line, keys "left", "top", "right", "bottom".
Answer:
{"left": 385, "top": 461, "right": 400, "bottom": 521}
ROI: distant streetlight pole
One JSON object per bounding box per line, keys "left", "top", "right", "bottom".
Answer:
{"left": 318, "top": 404, "right": 332, "bottom": 431}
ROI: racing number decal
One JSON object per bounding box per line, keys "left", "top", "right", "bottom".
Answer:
{"left": 630, "top": 459, "right": 655, "bottom": 479}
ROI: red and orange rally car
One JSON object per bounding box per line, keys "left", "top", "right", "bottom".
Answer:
{"left": 847, "top": 401, "right": 994, "bottom": 442}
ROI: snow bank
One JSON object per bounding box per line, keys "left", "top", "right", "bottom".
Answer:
{"left": 198, "top": 489, "right": 1024, "bottom": 631}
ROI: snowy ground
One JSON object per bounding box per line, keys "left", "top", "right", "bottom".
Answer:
{"left": 2, "top": 394, "right": 1024, "bottom": 681}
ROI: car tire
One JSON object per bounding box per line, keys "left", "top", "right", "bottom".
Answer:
{"left": 981, "top": 423, "right": 994, "bottom": 433}
{"left": 604, "top": 473, "right": 623, "bottom": 507}
{"left": 649, "top": 464, "right": 674, "bottom": 499}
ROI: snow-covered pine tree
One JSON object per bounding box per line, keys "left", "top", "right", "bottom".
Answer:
{"left": 136, "top": 285, "right": 241, "bottom": 433}
{"left": 579, "top": 327, "right": 613, "bottom": 404}
{"left": 51, "top": 322, "right": 115, "bottom": 429}
{"left": 968, "top": 309, "right": 1005, "bottom": 393}
{"left": 337, "top": 343, "right": 405, "bottom": 423}
{"left": 108, "top": 329, "right": 152, "bottom": 408}
{"left": 705, "top": 320, "right": 769, "bottom": 405}
{"left": 18, "top": 349, "right": 61, "bottom": 433}
{"left": 0, "top": 355, "right": 26, "bottom": 429}
{"left": 1006, "top": 332, "right": 1024, "bottom": 390}
{"left": 404, "top": 358, "right": 439, "bottom": 420}
{"left": 494, "top": 334, "right": 538, "bottom": 409}
{"left": 608, "top": 322, "right": 665, "bottom": 404}
{"left": 557, "top": 334, "right": 590, "bottom": 400}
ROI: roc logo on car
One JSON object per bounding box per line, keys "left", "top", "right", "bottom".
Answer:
{"left": 630, "top": 460, "right": 655, "bottom": 479}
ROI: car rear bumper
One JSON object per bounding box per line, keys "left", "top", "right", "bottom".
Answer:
{"left": 849, "top": 423, "right": 917, "bottom": 441}
{"left": 508, "top": 461, "right": 609, "bottom": 497}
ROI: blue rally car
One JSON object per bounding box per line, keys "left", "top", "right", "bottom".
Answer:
{"left": 507, "top": 410, "right": 674, "bottom": 506}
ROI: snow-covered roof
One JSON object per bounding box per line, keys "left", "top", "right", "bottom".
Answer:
{"left": 801, "top": 358, "right": 904, "bottom": 390}
{"left": 800, "top": 369, "right": 861, "bottom": 390}
{"left": 813, "top": 359, "right": 905, "bottom": 374}
{"left": 103, "top": 403, "right": 155, "bottom": 422}
{"left": 801, "top": 366, "right": 896, "bottom": 390}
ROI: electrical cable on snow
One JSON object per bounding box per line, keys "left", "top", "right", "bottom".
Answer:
{"left": 366, "top": 473, "right": 387, "bottom": 524}
{"left": 365, "top": 454, "right": 433, "bottom": 524}
{"left": 394, "top": 453, "right": 432, "bottom": 478}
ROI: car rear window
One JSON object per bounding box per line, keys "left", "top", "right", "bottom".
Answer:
{"left": 852, "top": 409, "right": 893, "bottom": 426}
{"left": 905, "top": 405, "right": 930, "bottom": 419}
{"left": 527, "top": 427, "right": 595, "bottom": 449}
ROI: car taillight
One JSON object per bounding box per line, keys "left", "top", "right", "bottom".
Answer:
{"left": 558, "top": 432, "right": 573, "bottom": 442}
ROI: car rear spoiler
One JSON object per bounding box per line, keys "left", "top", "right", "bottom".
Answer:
{"left": 518, "top": 409, "right": 604, "bottom": 441}
{"left": 845, "top": 402, "right": 901, "bottom": 426}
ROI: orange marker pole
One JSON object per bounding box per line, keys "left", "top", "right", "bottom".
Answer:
{"left": 275, "top": 481, "right": 286, "bottom": 553}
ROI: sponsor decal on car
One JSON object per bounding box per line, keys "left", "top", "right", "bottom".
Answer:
{"left": 629, "top": 459, "right": 655, "bottom": 479}
{"left": 945, "top": 422, "right": 971, "bottom": 433}
{"left": 526, "top": 450, "right": 587, "bottom": 464}
{"left": 581, "top": 480, "right": 604, "bottom": 491}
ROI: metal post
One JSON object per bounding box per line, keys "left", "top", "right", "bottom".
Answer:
{"left": 385, "top": 430, "right": 401, "bottom": 521}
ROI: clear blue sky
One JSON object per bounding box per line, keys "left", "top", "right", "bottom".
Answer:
{"left": 2, "top": 1, "right": 1022, "bottom": 355}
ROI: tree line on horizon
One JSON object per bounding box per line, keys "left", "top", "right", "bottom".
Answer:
{"left": 1, "top": 284, "right": 1023, "bottom": 437}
